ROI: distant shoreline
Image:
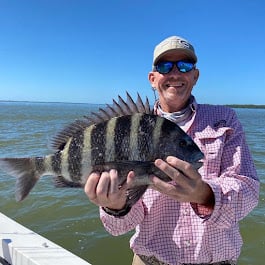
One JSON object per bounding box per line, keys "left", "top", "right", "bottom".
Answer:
{"left": 1, "top": 100, "right": 265, "bottom": 109}
{"left": 226, "top": 104, "right": 265, "bottom": 109}
{"left": 0, "top": 100, "right": 101, "bottom": 105}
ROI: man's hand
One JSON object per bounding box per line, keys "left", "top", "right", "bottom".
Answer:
{"left": 151, "top": 156, "right": 215, "bottom": 208}
{"left": 84, "top": 169, "right": 135, "bottom": 210}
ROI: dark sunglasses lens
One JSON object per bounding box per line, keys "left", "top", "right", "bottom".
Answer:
{"left": 177, "top": 61, "right": 194, "bottom": 73}
{"left": 156, "top": 62, "right": 174, "bottom": 74}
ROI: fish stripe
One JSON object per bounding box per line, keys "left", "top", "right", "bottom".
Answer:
{"left": 81, "top": 125, "right": 94, "bottom": 178}
{"left": 43, "top": 155, "right": 53, "bottom": 173}
{"left": 91, "top": 122, "right": 107, "bottom": 166}
{"left": 152, "top": 116, "right": 164, "bottom": 157}
{"left": 34, "top": 157, "right": 45, "bottom": 174}
{"left": 67, "top": 131, "right": 84, "bottom": 181}
{"left": 129, "top": 113, "right": 142, "bottom": 160}
{"left": 114, "top": 115, "right": 132, "bottom": 161}
{"left": 61, "top": 138, "right": 71, "bottom": 180}
{"left": 51, "top": 152, "right": 62, "bottom": 174}
{"left": 105, "top": 117, "right": 117, "bottom": 161}
{"left": 138, "top": 114, "right": 157, "bottom": 161}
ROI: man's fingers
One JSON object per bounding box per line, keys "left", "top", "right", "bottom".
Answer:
{"left": 84, "top": 172, "right": 101, "bottom": 201}
{"left": 96, "top": 171, "right": 111, "bottom": 198}
{"left": 166, "top": 156, "right": 199, "bottom": 179}
{"left": 109, "top": 169, "right": 120, "bottom": 194}
{"left": 154, "top": 158, "right": 182, "bottom": 182}
{"left": 126, "top": 170, "right": 136, "bottom": 187}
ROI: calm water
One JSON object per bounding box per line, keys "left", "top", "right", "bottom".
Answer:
{"left": 0, "top": 102, "right": 264, "bottom": 265}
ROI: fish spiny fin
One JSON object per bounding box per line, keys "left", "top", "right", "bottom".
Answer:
{"left": 0, "top": 158, "right": 42, "bottom": 201}
{"left": 49, "top": 118, "right": 91, "bottom": 150}
{"left": 50, "top": 92, "right": 151, "bottom": 151}
{"left": 82, "top": 91, "right": 151, "bottom": 123}
{"left": 124, "top": 92, "right": 138, "bottom": 113}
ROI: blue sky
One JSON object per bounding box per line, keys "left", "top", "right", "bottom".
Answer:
{"left": 0, "top": 0, "right": 265, "bottom": 104}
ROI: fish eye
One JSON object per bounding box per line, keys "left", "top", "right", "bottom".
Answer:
{"left": 179, "top": 140, "right": 187, "bottom": 148}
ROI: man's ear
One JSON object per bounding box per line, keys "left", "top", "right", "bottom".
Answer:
{"left": 148, "top": 71, "right": 156, "bottom": 87}
{"left": 193, "top": 69, "right": 200, "bottom": 85}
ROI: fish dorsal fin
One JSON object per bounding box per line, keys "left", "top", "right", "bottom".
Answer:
{"left": 83, "top": 91, "right": 151, "bottom": 124}
{"left": 49, "top": 118, "right": 92, "bottom": 150}
{"left": 49, "top": 92, "right": 151, "bottom": 151}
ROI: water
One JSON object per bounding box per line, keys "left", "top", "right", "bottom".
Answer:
{"left": 0, "top": 102, "right": 264, "bottom": 265}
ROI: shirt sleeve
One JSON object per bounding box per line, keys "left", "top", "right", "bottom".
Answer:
{"left": 99, "top": 199, "right": 145, "bottom": 236}
{"left": 198, "top": 109, "right": 259, "bottom": 228}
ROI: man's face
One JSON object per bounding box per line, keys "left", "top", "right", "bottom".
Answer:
{"left": 149, "top": 51, "right": 199, "bottom": 113}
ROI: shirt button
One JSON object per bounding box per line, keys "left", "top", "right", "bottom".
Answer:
{"left": 184, "top": 240, "right": 191, "bottom": 246}
{"left": 184, "top": 208, "right": 190, "bottom": 216}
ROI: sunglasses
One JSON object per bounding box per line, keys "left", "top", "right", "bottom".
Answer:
{"left": 154, "top": 61, "right": 195, "bottom": 74}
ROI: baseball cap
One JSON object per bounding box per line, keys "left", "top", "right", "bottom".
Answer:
{"left": 153, "top": 36, "right": 197, "bottom": 66}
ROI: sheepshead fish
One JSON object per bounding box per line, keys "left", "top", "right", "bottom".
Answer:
{"left": 0, "top": 92, "right": 204, "bottom": 207}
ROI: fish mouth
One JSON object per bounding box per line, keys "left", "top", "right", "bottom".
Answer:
{"left": 190, "top": 152, "right": 204, "bottom": 170}
{"left": 192, "top": 161, "right": 203, "bottom": 170}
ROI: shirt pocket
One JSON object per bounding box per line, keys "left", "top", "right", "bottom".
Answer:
{"left": 195, "top": 126, "right": 233, "bottom": 179}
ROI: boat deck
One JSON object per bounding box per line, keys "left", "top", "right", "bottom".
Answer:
{"left": 0, "top": 213, "right": 92, "bottom": 265}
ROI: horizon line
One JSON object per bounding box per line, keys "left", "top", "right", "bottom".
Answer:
{"left": 1, "top": 99, "right": 265, "bottom": 109}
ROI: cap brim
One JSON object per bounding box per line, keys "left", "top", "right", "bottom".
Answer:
{"left": 153, "top": 49, "right": 197, "bottom": 66}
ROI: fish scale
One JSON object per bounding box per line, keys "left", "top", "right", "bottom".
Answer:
{"left": 91, "top": 121, "right": 107, "bottom": 166}
{"left": 51, "top": 152, "right": 61, "bottom": 174}
{"left": 68, "top": 130, "right": 84, "bottom": 181}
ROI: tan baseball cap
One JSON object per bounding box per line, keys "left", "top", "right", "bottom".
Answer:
{"left": 153, "top": 36, "right": 197, "bottom": 66}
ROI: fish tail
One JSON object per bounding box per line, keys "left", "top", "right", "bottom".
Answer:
{"left": 0, "top": 157, "right": 45, "bottom": 201}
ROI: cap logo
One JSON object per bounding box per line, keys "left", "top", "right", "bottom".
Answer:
{"left": 178, "top": 39, "right": 190, "bottom": 49}
{"left": 174, "top": 38, "right": 193, "bottom": 50}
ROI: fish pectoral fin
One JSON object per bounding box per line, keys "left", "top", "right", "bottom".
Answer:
{"left": 126, "top": 185, "right": 149, "bottom": 207}
{"left": 53, "top": 176, "right": 83, "bottom": 188}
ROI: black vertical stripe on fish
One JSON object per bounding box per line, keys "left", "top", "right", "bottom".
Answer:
{"left": 137, "top": 114, "right": 157, "bottom": 161}
{"left": 34, "top": 157, "right": 45, "bottom": 173}
{"left": 160, "top": 117, "right": 181, "bottom": 138}
{"left": 67, "top": 131, "right": 84, "bottom": 181}
{"left": 91, "top": 122, "right": 107, "bottom": 166}
{"left": 113, "top": 115, "right": 132, "bottom": 161}
{"left": 51, "top": 152, "right": 61, "bottom": 174}
{"left": 151, "top": 116, "right": 164, "bottom": 158}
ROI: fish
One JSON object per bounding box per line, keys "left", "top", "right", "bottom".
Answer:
{"left": 0, "top": 92, "right": 204, "bottom": 207}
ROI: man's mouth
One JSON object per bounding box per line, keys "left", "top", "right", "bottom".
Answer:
{"left": 166, "top": 82, "right": 185, "bottom": 88}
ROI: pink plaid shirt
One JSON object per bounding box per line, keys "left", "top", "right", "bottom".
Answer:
{"left": 99, "top": 100, "right": 259, "bottom": 264}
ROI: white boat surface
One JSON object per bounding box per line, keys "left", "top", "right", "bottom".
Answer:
{"left": 0, "top": 212, "right": 92, "bottom": 265}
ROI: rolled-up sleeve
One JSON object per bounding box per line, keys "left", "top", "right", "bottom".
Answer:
{"left": 100, "top": 199, "right": 145, "bottom": 236}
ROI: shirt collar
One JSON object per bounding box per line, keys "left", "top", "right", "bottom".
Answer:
{"left": 154, "top": 95, "right": 197, "bottom": 125}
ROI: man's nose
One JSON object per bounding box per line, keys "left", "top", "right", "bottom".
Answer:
{"left": 168, "top": 65, "right": 182, "bottom": 75}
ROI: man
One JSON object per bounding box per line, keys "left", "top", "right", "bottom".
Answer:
{"left": 84, "top": 36, "right": 259, "bottom": 265}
